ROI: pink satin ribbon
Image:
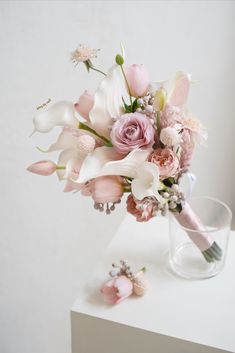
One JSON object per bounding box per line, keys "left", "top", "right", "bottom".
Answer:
{"left": 174, "top": 202, "right": 213, "bottom": 252}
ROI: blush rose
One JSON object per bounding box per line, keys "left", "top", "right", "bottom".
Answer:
{"left": 148, "top": 148, "right": 179, "bottom": 179}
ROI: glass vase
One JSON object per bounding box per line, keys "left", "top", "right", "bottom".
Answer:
{"left": 168, "top": 196, "right": 232, "bottom": 279}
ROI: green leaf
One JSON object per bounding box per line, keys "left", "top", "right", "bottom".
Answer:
{"left": 132, "top": 98, "right": 139, "bottom": 112}
{"left": 163, "top": 177, "right": 175, "bottom": 187}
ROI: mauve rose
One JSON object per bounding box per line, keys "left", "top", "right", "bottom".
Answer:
{"left": 110, "top": 113, "right": 155, "bottom": 154}
{"left": 125, "top": 64, "right": 149, "bottom": 97}
{"left": 126, "top": 194, "right": 158, "bottom": 222}
{"left": 149, "top": 148, "right": 179, "bottom": 179}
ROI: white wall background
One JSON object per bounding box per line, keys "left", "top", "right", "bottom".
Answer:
{"left": 0, "top": 1, "right": 235, "bottom": 353}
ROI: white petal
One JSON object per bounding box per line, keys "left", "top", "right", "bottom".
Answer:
{"left": 131, "top": 162, "right": 162, "bottom": 201}
{"left": 33, "top": 101, "right": 79, "bottom": 133}
{"left": 76, "top": 148, "right": 151, "bottom": 183}
{"left": 56, "top": 148, "right": 84, "bottom": 180}
{"left": 168, "top": 71, "right": 191, "bottom": 106}
{"left": 89, "top": 66, "right": 127, "bottom": 138}
{"left": 41, "top": 127, "right": 83, "bottom": 152}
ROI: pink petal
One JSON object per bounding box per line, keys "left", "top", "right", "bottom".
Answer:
{"left": 169, "top": 72, "right": 190, "bottom": 106}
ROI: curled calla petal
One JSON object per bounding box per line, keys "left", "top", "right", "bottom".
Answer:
{"left": 89, "top": 65, "right": 127, "bottom": 138}
{"left": 63, "top": 158, "right": 85, "bottom": 193}
{"left": 33, "top": 101, "right": 79, "bottom": 133}
{"left": 75, "top": 147, "right": 151, "bottom": 184}
{"left": 39, "top": 127, "right": 83, "bottom": 152}
{"left": 168, "top": 71, "right": 191, "bottom": 107}
{"left": 131, "top": 162, "right": 163, "bottom": 201}
{"left": 56, "top": 148, "right": 85, "bottom": 180}
{"left": 75, "top": 90, "right": 94, "bottom": 121}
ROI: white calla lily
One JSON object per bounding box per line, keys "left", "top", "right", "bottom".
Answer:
{"left": 89, "top": 65, "right": 127, "bottom": 138}
{"left": 56, "top": 148, "right": 85, "bottom": 180}
{"left": 75, "top": 148, "right": 151, "bottom": 184}
{"left": 37, "top": 127, "right": 85, "bottom": 152}
{"left": 33, "top": 101, "right": 78, "bottom": 133}
{"left": 131, "top": 162, "right": 163, "bottom": 201}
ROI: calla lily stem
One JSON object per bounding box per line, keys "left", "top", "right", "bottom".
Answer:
{"left": 78, "top": 122, "right": 113, "bottom": 147}
{"left": 120, "top": 65, "right": 133, "bottom": 109}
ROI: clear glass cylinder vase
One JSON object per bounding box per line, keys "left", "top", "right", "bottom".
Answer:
{"left": 168, "top": 196, "right": 232, "bottom": 279}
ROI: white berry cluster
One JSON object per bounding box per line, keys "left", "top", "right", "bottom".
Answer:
{"left": 159, "top": 184, "right": 185, "bottom": 216}
{"left": 109, "top": 260, "right": 135, "bottom": 280}
{"left": 136, "top": 92, "right": 156, "bottom": 120}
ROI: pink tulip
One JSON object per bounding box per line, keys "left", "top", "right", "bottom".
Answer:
{"left": 101, "top": 275, "right": 133, "bottom": 305}
{"left": 75, "top": 90, "right": 94, "bottom": 120}
{"left": 27, "top": 160, "right": 57, "bottom": 176}
{"left": 125, "top": 64, "right": 150, "bottom": 97}
{"left": 91, "top": 176, "right": 123, "bottom": 204}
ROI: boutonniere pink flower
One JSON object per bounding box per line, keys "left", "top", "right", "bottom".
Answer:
{"left": 101, "top": 260, "right": 148, "bottom": 305}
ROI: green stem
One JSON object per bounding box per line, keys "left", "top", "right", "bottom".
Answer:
{"left": 120, "top": 65, "right": 133, "bottom": 109}
{"left": 78, "top": 122, "right": 113, "bottom": 147}
{"left": 123, "top": 187, "right": 131, "bottom": 193}
{"left": 85, "top": 59, "right": 106, "bottom": 76}
{"left": 56, "top": 165, "right": 66, "bottom": 170}
{"left": 156, "top": 111, "right": 161, "bottom": 135}
{"left": 89, "top": 66, "right": 106, "bottom": 76}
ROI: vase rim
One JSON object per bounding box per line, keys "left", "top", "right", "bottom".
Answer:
{"left": 170, "top": 195, "right": 232, "bottom": 233}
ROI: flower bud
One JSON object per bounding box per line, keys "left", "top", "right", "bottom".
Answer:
{"left": 91, "top": 176, "right": 123, "bottom": 204}
{"left": 27, "top": 160, "right": 57, "bottom": 176}
{"left": 153, "top": 89, "right": 166, "bottom": 111}
{"left": 125, "top": 64, "right": 149, "bottom": 98}
{"left": 115, "top": 54, "right": 124, "bottom": 65}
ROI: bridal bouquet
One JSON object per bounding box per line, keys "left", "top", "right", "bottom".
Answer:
{"left": 28, "top": 44, "right": 222, "bottom": 263}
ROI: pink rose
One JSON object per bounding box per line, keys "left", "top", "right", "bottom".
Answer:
{"left": 125, "top": 64, "right": 149, "bottom": 97}
{"left": 101, "top": 275, "right": 133, "bottom": 304}
{"left": 75, "top": 90, "right": 94, "bottom": 120}
{"left": 149, "top": 148, "right": 179, "bottom": 179}
{"left": 91, "top": 176, "right": 124, "bottom": 204}
{"left": 27, "top": 160, "right": 57, "bottom": 176}
{"left": 110, "top": 113, "right": 155, "bottom": 154}
{"left": 126, "top": 194, "right": 158, "bottom": 222}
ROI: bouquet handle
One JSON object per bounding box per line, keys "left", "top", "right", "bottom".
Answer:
{"left": 173, "top": 202, "right": 222, "bottom": 262}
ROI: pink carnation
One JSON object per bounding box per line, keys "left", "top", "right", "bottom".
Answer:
{"left": 110, "top": 113, "right": 155, "bottom": 154}
{"left": 160, "top": 104, "right": 182, "bottom": 128}
{"left": 126, "top": 194, "right": 158, "bottom": 222}
{"left": 149, "top": 148, "right": 179, "bottom": 179}
{"left": 179, "top": 129, "right": 195, "bottom": 172}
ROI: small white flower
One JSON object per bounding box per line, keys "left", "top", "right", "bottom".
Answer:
{"left": 160, "top": 126, "right": 180, "bottom": 147}
{"left": 71, "top": 44, "right": 99, "bottom": 64}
